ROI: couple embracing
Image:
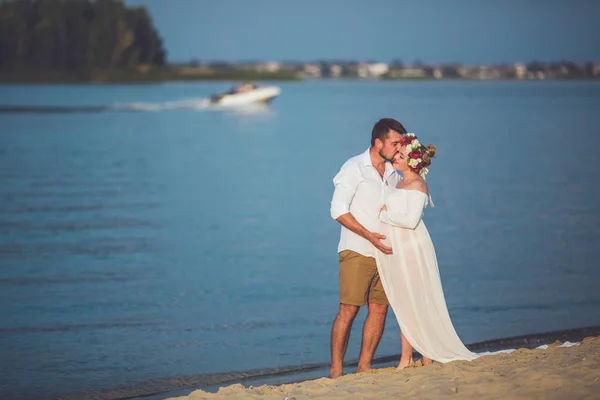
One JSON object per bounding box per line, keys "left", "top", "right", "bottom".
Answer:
{"left": 329, "top": 118, "right": 476, "bottom": 378}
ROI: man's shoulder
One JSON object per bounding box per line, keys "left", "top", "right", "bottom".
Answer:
{"left": 340, "top": 151, "right": 367, "bottom": 169}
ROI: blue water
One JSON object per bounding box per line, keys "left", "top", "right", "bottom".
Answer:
{"left": 1, "top": 81, "right": 600, "bottom": 400}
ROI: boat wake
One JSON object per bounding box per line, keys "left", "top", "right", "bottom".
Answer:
{"left": 111, "top": 97, "right": 211, "bottom": 112}
{"left": 0, "top": 97, "right": 273, "bottom": 115}
{"left": 114, "top": 98, "right": 274, "bottom": 115}
{"left": 1, "top": 83, "right": 280, "bottom": 116}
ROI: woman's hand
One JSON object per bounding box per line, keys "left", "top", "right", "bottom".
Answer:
{"left": 380, "top": 204, "right": 387, "bottom": 212}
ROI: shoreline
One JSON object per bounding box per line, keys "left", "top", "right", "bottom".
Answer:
{"left": 1, "top": 70, "right": 599, "bottom": 85}
{"left": 45, "top": 325, "right": 600, "bottom": 400}
{"left": 2, "top": 79, "right": 599, "bottom": 85}
{"left": 0, "top": 69, "right": 303, "bottom": 84}
{"left": 171, "top": 336, "right": 600, "bottom": 400}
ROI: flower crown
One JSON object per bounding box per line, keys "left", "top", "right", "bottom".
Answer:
{"left": 401, "top": 132, "right": 429, "bottom": 176}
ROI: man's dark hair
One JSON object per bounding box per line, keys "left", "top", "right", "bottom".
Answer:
{"left": 371, "top": 118, "right": 407, "bottom": 146}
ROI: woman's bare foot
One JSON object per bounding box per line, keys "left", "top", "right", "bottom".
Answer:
{"left": 423, "top": 356, "right": 433, "bottom": 366}
{"left": 396, "top": 357, "right": 414, "bottom": 371}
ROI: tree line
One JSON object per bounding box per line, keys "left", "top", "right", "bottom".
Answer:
{"left": 0, "top": 0, "right": 166, "bottom": 73}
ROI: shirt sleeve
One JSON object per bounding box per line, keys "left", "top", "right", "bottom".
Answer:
{"left": 378, "top": 191, "right": 427, "bottom": 229}
{"left": 330, "top": 161, "right": 360, "bottom": 220}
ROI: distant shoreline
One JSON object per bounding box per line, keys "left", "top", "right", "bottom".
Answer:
{"left": 0, "top": 68, "right": 303, "bottom": 84}
{"left": 1, "top": 68, "right": 599, "bottom": 84}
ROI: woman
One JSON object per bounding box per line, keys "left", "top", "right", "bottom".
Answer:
{"left": 375, "top": 133, "right": 476, "bottom": 370}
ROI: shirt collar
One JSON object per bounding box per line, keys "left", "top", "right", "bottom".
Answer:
{"left": 363, "top": 148, "right": 396, "bottom": 178}
{"left": 384, "top": 160, "right": 396, "bottom": 178}
{"left": 362, "top": 148, "right": 373, "bottom": 167}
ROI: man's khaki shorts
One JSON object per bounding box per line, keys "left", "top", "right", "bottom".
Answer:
{"left": 339, "top": 250, "right": 389, "bottom": 306}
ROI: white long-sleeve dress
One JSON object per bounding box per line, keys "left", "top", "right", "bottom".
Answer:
{"left": 375, "top": 189, "right": 476, "bottom": 363}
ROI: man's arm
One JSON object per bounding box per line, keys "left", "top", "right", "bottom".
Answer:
{"left": 336, "top": 213, "right": 392, "bottom": 255}
{"left": 330, "top": 161, "right": 393, "bottom": 255}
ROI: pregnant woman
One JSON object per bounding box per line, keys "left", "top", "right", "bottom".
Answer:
{"left": 375, "top": 133, "right": 477, "bottom": 369}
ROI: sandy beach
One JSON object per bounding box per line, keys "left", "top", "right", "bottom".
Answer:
{"left": 167, "top": 336, "right": 600, "bottom": 400}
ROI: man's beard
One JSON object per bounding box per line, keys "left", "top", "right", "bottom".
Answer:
{"left": 379, "top": 150, "right": 396, "bottom": 163}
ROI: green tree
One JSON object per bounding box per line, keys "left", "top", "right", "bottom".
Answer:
{"left": 0, "top": 0, "right": 166, "bottom": 71}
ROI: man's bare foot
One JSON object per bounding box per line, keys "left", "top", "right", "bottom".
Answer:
{"left": 396, "top": 357, "right": 414, "bottom": 371}
{"left": 356, "top": 364, "right": 371, "bottom": 373}
{"left": 330, "top": 366, "right": 343, "bottom": 379}
{"left": 423, "top": 356, "right": 433, "bottom": 366}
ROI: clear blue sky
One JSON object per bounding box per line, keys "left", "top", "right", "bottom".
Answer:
{"left": 125, "top": 0, "right": 600, "bottom": 64}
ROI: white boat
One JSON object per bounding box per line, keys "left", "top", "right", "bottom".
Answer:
{"left": 204, "top": 83, "right": 281, "bottom": 107}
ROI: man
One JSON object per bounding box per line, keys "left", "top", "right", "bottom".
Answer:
{"left": 329, "top": 118, "right": 406, "bottom": 378}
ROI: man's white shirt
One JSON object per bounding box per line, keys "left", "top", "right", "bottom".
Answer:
{"left": 330, "top": 149, "right": 401, "bottom": 258}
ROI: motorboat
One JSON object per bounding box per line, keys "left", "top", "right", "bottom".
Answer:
{"left": 204, "top": 83, "right": 281, "bottom": 107}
